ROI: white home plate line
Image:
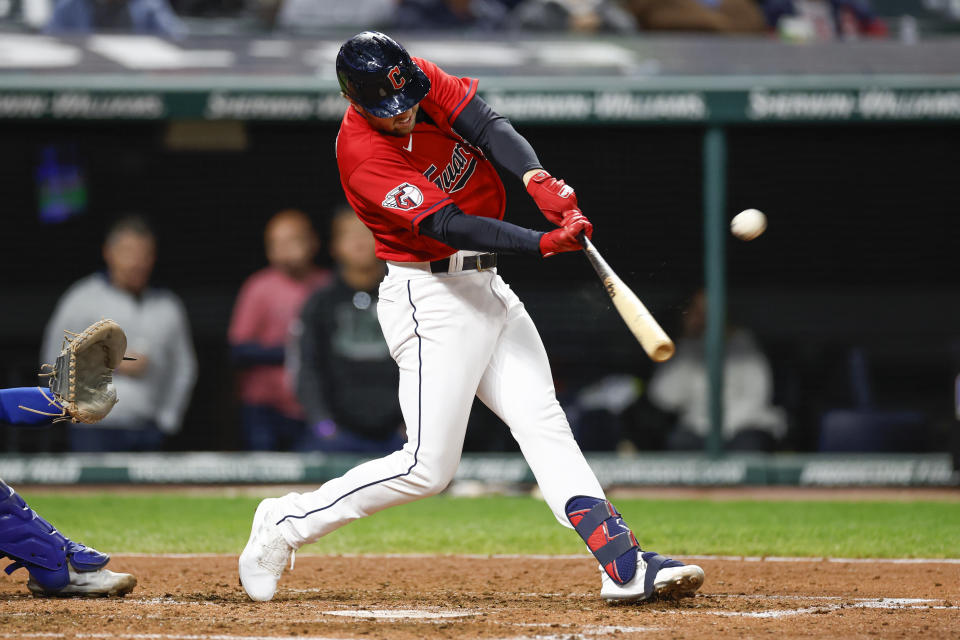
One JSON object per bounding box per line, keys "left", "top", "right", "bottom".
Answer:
{"left": 510, "top": 623, "right": 663, "bottom": 634}
{"left": 494, "top": 631, "right": 663, "bottom": 640}
{"left": 495, "top": 637, "right": 591, "bottom": 640}
{"left": 671, "top": 597, "right": 960, "bottom": 619}
{"left": 712, "top": 595, "right": 951, "bottom": 604}
{"left": 320, "top": 609, "right": 478, "bottom": 619}
{"left": 125, "top": 598, "right": 219, "bottom": 606}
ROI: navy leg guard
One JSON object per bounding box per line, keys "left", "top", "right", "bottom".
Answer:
{"left": 0, "top": 480, "right": 109, "bottom": 592}
{"left": 566, "top": 496, "right": 639, "bottom": 586}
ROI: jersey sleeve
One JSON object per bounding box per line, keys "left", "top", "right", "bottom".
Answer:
{"left": 347, "top": 152, "right": 455, "bottom": 234}
{"left": 414, "top": 56, "right": 478, "bottom": 126}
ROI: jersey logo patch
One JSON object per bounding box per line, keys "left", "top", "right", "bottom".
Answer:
{"left": 382, "top": 182, "right": 424, "bottom": 211}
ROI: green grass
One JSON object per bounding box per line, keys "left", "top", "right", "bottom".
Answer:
{"left": 19, "top": 493, "right": 960, "bottom": 558}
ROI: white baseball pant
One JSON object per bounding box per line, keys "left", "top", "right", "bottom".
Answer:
{"left": 274, "top": 251, "right": 605, "bottom": 547}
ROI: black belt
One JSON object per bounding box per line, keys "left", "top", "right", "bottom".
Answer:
{"left": 430, "top": 253, "right": 497, "bottom": 274}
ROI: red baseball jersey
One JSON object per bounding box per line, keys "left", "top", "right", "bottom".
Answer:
{"left": 336, "top": 57, "right": 507, "bottom": 262}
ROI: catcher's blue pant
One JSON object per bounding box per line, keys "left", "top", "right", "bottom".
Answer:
{"left": 1, "top": 387, "right": 107, "bottom": 590}
{"left": 0, "top": 387, "right": 60, "bottom": 426}
{"left": 0, "top": 480, "right": 110, "bottom": 591}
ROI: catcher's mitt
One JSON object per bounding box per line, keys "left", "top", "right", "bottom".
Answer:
{"left": 26, "top": 319, "right": 129, "bottom": 424}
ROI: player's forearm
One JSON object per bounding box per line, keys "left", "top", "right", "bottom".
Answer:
{"left": 296, "top": 364, "right": 336, "bottom": 426}
{"left": 230, "top": 342, "right": 285, "bottom": 366}
{"left": 159, "top": 333, "right": 198, "bottom": 433}
{"left": 297, "top": 376, "right": 334, "bottom": 425}
{"left": 0, "top": 388, "right": 59, "bottom": 426}
{"left": 453, "top": 96, "right": 542, "bottom": 180}
{"left": 419, "top": 205, "right": 543, "bottom": 256}
{"left": 293, "top": 314, "right": 335, "bottom": 425}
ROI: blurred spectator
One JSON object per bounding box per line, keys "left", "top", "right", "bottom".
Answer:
{"left": 566, "top": 374, "right": 644, "bottom": 451}
{"left": 511, "top": 0, "right": 636, "bottom": 32}
{"left": 646, "top": 289, "right": 787, "bottom": 451}
{"left": 169, "top": 0, "right": 243, "bottom": 17}
{"left": 393, "top": 0, "right": 509, "bottom": 31}
{"left": 45, "top": 0, "right": 187, "bottom": 38}
{"left": 952, "top": 343, "right": 960, "bottom": 469}
{"left": 815, "top": 346, "right": 929, "bottom": 452}
{"left": 763, "top": 0, "right": 888, "bottom": 39}
{"left": 294, "top": 206, "right": 404, "bottom": 454}
{"left": 264, "top": 0, "right": 394, "bottom": 32}
{"left": 41, "top": 214, "right": 197, "bottom": 452}
{"left": 624, "top": 0, "right": 767, "bottom": 33}
{"left": 19, "top": 0, "right": 55, "bottom": 29}
{"left": 228, "top": 209, "right": 330, "bottom": 451}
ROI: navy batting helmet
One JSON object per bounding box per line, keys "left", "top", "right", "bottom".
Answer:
{"left": 336, "top": 32, "right": 431, "bottom": 119}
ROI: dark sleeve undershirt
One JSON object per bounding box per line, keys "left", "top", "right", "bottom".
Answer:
{"left": 419, "top": 204, "right": 543, "bottom": 256}
{"left": 230, "top": 343, "right": 284, "bottom": 366}
{"left": 452, "top": 95, "right": 542, "bottom": 180}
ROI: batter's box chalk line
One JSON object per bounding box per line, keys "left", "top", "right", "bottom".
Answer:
{"left": 672, "top": 596, "right": 959, "bottom": 619}
{"left": 306, "top": 597, "right": 960, "bottom": 626}
{"left": 508, "top": 623, "right": 663, "bottom": 633}
{"left": 320, "top": 608, "right": 479, "bottom": 619}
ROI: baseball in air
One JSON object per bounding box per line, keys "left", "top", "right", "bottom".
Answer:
{"left": 731, "top": 208, "right": 767, "bottom": 241}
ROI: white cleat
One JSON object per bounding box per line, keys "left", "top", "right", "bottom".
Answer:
{"left": 600, "top": 550, "right": 704, "bottom": 603}
{"left": 28, "top": 567, "right": 137, "bottom": 597}
{"left": 238, "top": 498, "right": 296, "bottom": 602}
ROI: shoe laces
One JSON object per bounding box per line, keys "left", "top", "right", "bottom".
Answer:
{"left": 257, "top": 535, "right": 295, "bottom": 577}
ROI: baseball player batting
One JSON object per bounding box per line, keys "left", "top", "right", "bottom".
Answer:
{"left": 239, "top": 31, "right": 705, "bottom": 604}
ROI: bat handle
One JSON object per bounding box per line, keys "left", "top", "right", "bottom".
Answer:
{"left": 578, "top": 231, "right": 593, "bottom": 252}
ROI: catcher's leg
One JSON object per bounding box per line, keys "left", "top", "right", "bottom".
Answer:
{"left": 0, "top": 387, "right": 63, "bottom": 426}
{"left": 0, "top": 479, "right": 136, "bottom": 597}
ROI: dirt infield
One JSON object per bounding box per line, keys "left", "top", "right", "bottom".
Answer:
{"left": 1, "top": 555, "right": 957, "bottom": 640}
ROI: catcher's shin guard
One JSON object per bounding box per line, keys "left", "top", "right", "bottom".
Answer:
{"left": 0, "top": 387, "right": 64, "bottom": 426}
{"left": 566, "top": 496, "right": 639, "bottom": 585}
{"left": 0, "top": 480, "right": 109, "bottom": 592}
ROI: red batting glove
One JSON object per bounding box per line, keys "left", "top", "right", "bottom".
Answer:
{"left": 540, "top": 209, "right": 593, "bottom": 257}
{"left": 526, "top": 170, "right": 578, "bottom": 226}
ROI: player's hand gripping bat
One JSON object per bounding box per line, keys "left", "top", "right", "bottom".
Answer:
{"left": 580, "top": 235, "right": 675, "bottom": 362}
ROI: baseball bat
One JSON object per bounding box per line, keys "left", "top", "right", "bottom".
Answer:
{"left": 580, "top": 235, "right": 675, "bottom": 363}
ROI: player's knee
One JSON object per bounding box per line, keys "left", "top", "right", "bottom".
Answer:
{"left": 421, "top": 475, "right": 455, "bottom": 496}
{"left": 407, "top": 458, "right": 457, "bottom": 496}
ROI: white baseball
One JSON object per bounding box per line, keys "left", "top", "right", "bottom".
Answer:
{"left": 731, "top": 208, "right": 767, "bottom": 241}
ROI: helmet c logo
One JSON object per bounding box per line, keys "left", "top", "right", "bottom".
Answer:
{"left": 387, "top": 65, "right": 406, "bottom": 90}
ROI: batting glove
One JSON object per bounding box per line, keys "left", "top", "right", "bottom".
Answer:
{"left": 526, "top": 170, "right": 578, "bottom": 226}
{"left": 540, "top": 208, "right": 593, "bottom": 257}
